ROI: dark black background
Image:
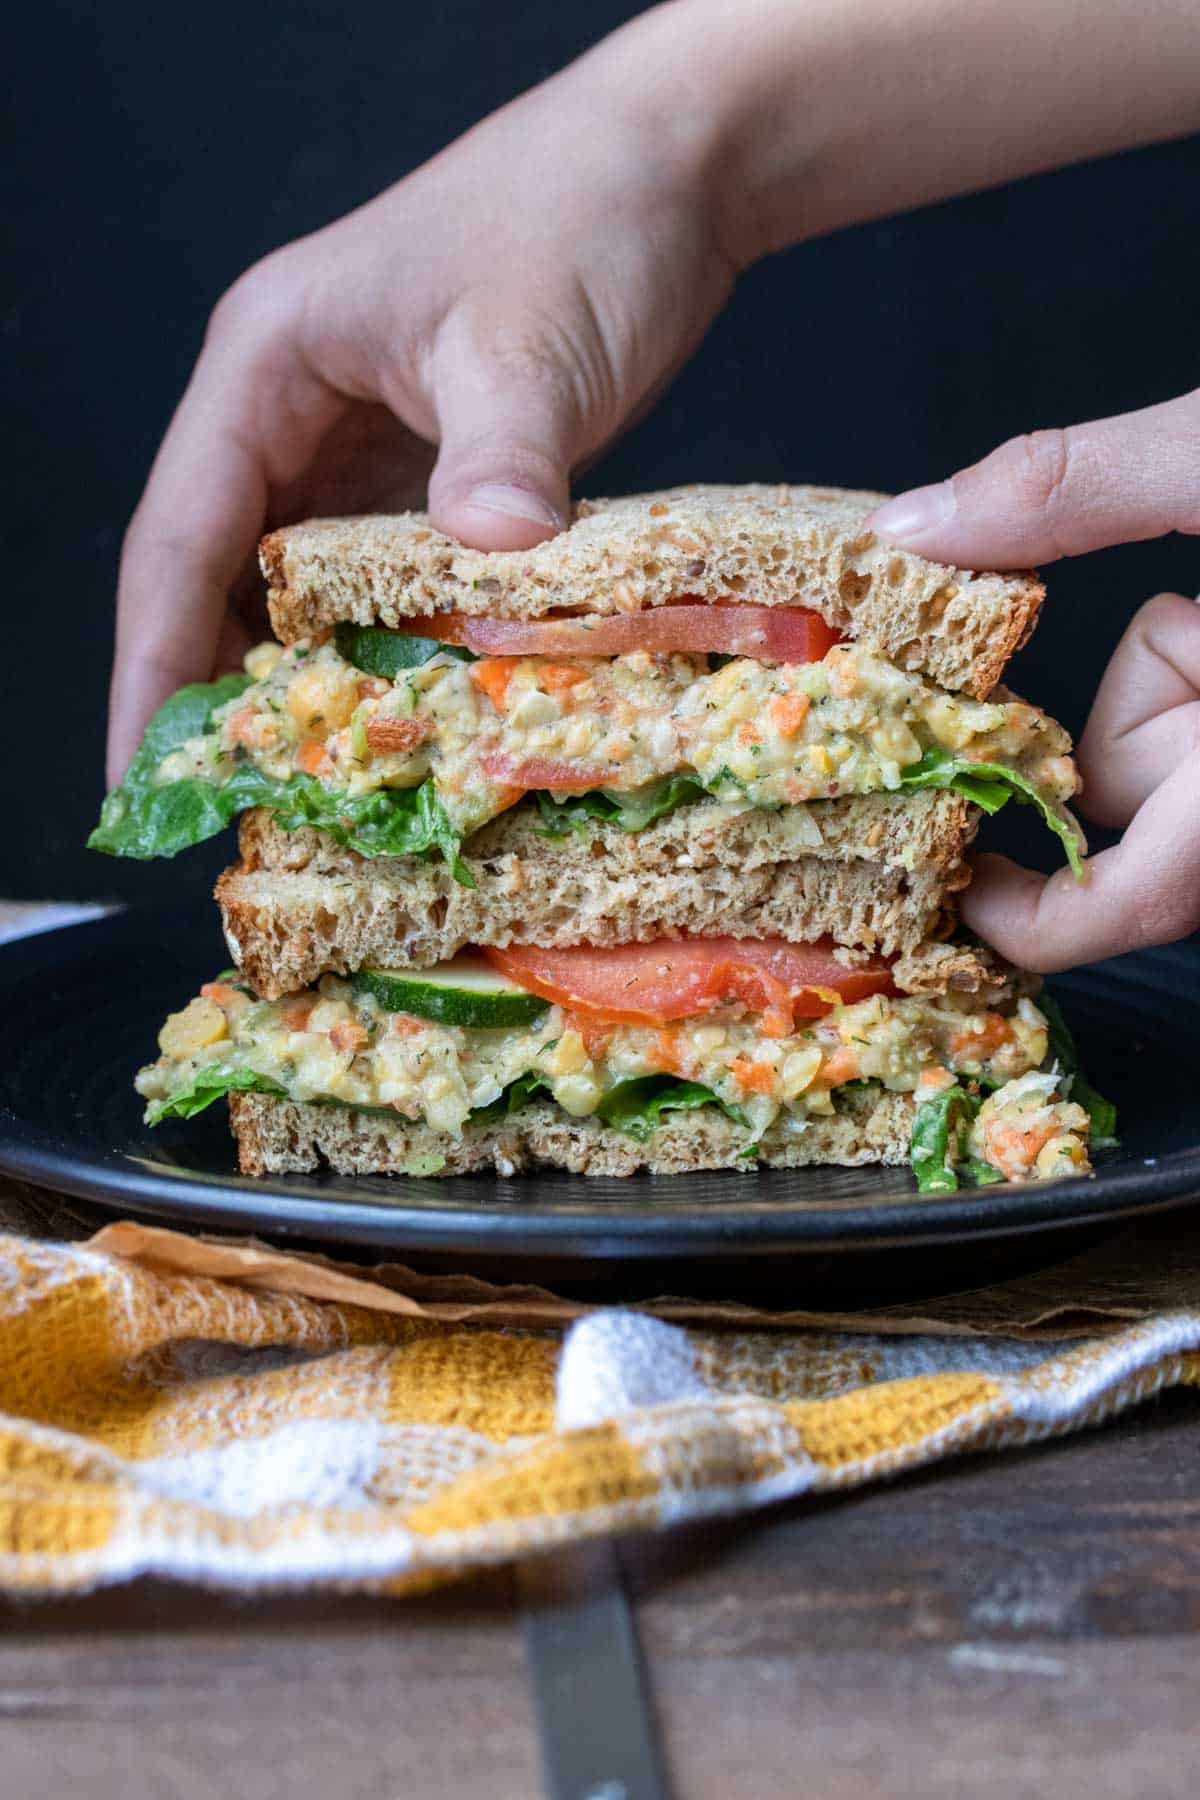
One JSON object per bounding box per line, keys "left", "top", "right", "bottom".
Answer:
{"left": 7, "top": 0, "right": 1199, "bottom": 900}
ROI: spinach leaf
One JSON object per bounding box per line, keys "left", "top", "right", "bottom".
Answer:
{"left": 898, "top": 746, "right": 1085, "bottom": 876}
{"left": 1036, "top": 993, "right": 1119, "bottom": 1145}
{"left": 594, "top": 1075, "right": 750, "bottom": 1142}
{"left": 470, "top": 1071, "right": 749, "bottom": 1141}
{"left": 145, "top": 1064, "right": 288, "bottom": 1125}
{"left": 535, "top": 775, "right": 710, "bottom": 838}
{"left": 89, "top": 677, "right": 471, "bottom": 880}
{"left": 89, "top": 673, "right": 254, "bottom": 858}
{"left": 469, "top": 1071, "right": 553, "bottom": 1126}
{"left": 334, "top": 621, "right": 474, "bottom": 677}
{"left": 909, "top": 1083, "right": 983, "bottom": 1195}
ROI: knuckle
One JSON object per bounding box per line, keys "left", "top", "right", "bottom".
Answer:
{"left": 207, "top": 250, "right": 301, "bottom": 348}
{"left": 1146, "top": 886, "right": 1200, "bottom": 945}
{"left": 1009, "top": 426, "right": 1076, "bottom": 513}
{"left": 1133, "top": 590, "right": 1192, "bottom": 634}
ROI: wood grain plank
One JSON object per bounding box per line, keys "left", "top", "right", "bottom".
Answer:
{"left": 621, "top": 1390, "right": 1200, "bottom": 1658}
{"left": 650, "top": 1638, "right": 1200, "bottom": 1800}
{"left": 0, "top": 1576, "right": 539, "bottom": 1800}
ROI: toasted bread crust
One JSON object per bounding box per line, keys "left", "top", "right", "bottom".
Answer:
{"left": 217, "top": 792, "right": 982, "bottom": 998}
{"left": 229, "top": 1088, "right": 917, "bottom": 1178}
{"left": 260, "top": 484, "right": 1043, "bottom": 699}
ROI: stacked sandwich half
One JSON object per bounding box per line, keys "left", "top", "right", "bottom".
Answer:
{"left": 95, "top": 484, "right": 1112, "bottom": 1187}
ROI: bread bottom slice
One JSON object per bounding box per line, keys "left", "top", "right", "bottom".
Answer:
{"left": 219, "top": 790, "right": 979, "bottom": 998}
{"left": 229, "top": 1086, "right": 917, "bottom": 1179}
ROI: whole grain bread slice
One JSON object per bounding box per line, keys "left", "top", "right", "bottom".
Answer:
{"left": 260, "top": 484, "right": 1043, "bottom": 699}
{"left": 229, "top": 1087, "right": 917, "bottom": 1179}
{"left": 217, "top": 790, "right": 982, "bottom": 998}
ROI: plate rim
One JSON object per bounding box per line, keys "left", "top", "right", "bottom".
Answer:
{"left": 2, "top": 904, "right": 1198, "bottom": 1259}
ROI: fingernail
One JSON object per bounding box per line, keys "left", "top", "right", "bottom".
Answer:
{"left": 465, "top": 483, "right": 563, "bottom": 530}
{"left": 869, "top": 481, "right": 955, "bottom": 543}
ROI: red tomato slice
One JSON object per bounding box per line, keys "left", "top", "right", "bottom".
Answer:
{"left": 483, "top": 937, "right": 896, "bottom": 1029}
{"left": 481, "top": 752, "right": 617, "bottom": 791}
{"left": 405, "top": 603, "right": 842, "bottom": 664}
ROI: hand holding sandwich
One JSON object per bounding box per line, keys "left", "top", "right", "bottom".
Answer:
{"left": 871, "top": 401, "right": 1200, "bottom": 969}
{"left": 111, "top": 0, "right": 1200, "bottom": 976}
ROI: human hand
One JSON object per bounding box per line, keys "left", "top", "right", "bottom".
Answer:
{"left": 107, "top": 20, "right": 737, "bottom": 782}
{"left": 111, "top": 0, "right": 1200, "bottom": 787}
{"left": 868, "top": 393, "right": 1200, "bottom": 969}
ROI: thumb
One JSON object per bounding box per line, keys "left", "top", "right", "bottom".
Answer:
{"left": 425, "top": 311, "right": 578, "bottom": 551}
{"left": 867, "top": 389, "right": 1200, "bottom": 568}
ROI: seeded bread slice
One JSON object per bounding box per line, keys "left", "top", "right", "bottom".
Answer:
{"left": 229, "top": 1086, "right": 917, "bottom": 1179}
{"left": 260, "top": 484, "right": 1043, "bottom": 699}
{"left": 217, "top": 791, "right": 983, "bottom": 999}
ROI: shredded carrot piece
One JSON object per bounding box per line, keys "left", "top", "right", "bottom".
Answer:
{"left": 730, "top": 1057, "right": 778, "bottom": 1095}
{"left": 950, "top": 1013, "right": 1014, "bottom": 1061}
{"left": 225, "top": 704, "right": 259, "bottom": 746}
{"left": 917, "top": 1065, "right": 955, "bottom": 1091}
{"left": 537, "top": 662, "right": 587, "bottom": 693}
{"left": 759, "top": 1005, "right": 793, "bottom": 1040}
{"left": 769, "top": 693, "right": 811, "bottom": 738}
{"left": 330, "top": 1020, "right": 370, "bottom": 1053}
{"left": 826, "top": 646, "right": 859, "bottom": 697}
{"left": 737, "top": 721, "right": 761, "bottom": 746}
{"left": 819, "top": 1047, "right": 860, "bottom": 1086}
{"left": 200, "top": 982, "right": 239, "bottom": 1007}
{"left": 470, "top": 657, "right": 521, "bottom": 713}
{"left": 648, "top": 1027, "right": 686, "bottom": 1075}
{"left": 981, "top": 1117, "right": 1059, "bottom": 1180}
{"left": 296, "top": 740, "right": 332, "bottom": 777}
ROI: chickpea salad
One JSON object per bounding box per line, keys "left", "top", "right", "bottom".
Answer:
{"left": 91, "top": 621, "right": 1084, "bottom": 873}
{"left": 136, "top": 957, "right": 1113, "bottom": 1188}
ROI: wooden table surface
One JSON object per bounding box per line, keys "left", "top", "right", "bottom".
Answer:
{"left": 3, "top": 1180, "right": 1200, "bottom": 1798}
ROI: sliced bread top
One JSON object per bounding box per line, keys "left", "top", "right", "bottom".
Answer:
{"left": 260, "top": 483, "right": 1043, "bottom": 699}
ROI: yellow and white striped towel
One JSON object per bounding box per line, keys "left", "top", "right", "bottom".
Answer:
{"left": 1, "top": 1229, "right": 1198, "bottom": 1594}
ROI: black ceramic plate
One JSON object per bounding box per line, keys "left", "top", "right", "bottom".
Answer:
{"left": 1, "top": 903, "right": 1197, "bottom": 1263}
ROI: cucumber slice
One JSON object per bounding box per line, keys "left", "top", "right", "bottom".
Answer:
{"left": 352, "top": 956, "right": 551, "bottom": 1028}
{"left": 335, "top": 621, "right": 473, "bottom": 679}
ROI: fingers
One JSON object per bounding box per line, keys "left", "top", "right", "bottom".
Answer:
{"left": 962, "top": 750, "right": 1200, "bottom": 971}
{"left": 868, "top": 389, "right": 1200, "bottom": 568}
{"left": 108, "top": 266, "right": 345, "bottom": 783}
{"left": 423, "top": 309, "right": 577, "bottom": 551}
{"left": 1077, "top": 593, "right": 1200, "bottom": 827}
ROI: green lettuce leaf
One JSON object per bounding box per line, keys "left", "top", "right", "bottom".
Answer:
{"left": 89, "top": 676, "right": 471, "bottom": 879}
{"left": 145, "top": 1064, "right": 288, "bottom": 1125}
{"left": 1036, "top": 993, "right": 1119, "bottom": 1145}
{"left": 535, "top": 775, "right": 709, "bottom": 838}
{"left": 898, "top": 746, "right": 1085, "bottom": 876}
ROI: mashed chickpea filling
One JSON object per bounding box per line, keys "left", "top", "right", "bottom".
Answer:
{"left": 153, "top": 635, "right": 1079, "bottom": 843}
{"left": 137, "top": 970, "right": 1092, "bottom": 1183}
